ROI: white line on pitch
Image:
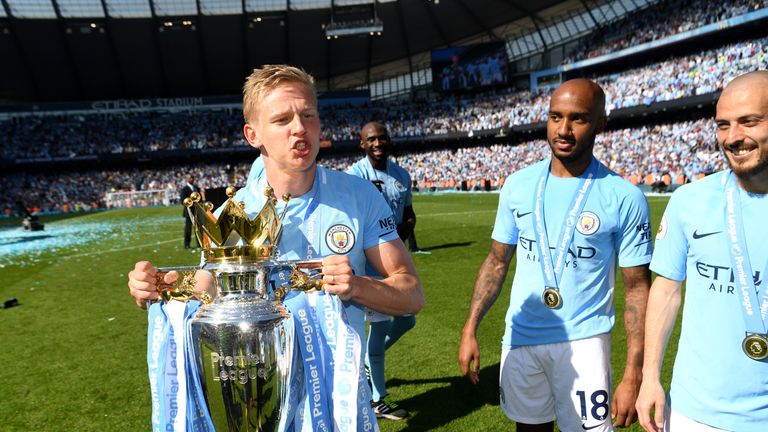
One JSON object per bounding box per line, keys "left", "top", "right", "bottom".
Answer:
{"left": 419, "top": 209, "right": 497, "bottom": 218}
{"left": 58, "top": 237, "right": 182, "bottom": 260}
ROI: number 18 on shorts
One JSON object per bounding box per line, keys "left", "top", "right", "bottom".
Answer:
{"left": 499, "top": 333, "right": 614, "bottom": 431}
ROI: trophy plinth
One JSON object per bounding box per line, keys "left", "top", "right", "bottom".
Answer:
{"left": 155, "top": 186, "right": 322, "bottom": 431}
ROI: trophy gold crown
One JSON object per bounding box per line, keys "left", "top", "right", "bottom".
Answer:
{"left": 184, "top": 186, "right": 291, "bottom": 263}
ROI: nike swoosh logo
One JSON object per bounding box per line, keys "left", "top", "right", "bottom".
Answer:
{"left": 379, "top": 229, "right": 396, "bottom": 238}
{"left": 516, "top": 211, "right": 532, "bottom": 218}
{"left": 692, "top": 230, "right": 722, "bottom": 239}
{"left": 582, "top": 423, "right": 604, "bottom": 430}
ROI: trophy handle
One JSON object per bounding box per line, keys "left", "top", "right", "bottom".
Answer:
{"left": 273, "top": 259, "right": 325, "bottom": 302}
{"left": 155, "top": 265, "right": 214, "bottom": 304}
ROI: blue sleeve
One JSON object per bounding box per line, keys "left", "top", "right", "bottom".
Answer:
{"left": 393, "top": 165, "right": 413, "bottom": 208}
{"left": 490, "top": 177, "right": 519, "bottom": 245}
{"left": 616, "top": 187, "right": 653, "bottom": 268}
{"left": 649, "top": 192, "right": 688, "bottom": 281}
{"left": 403, "top": 170, "right": 413, "bottom": 208}
{"left": 346, "top": 162, "right": 365, "bottom": 178}
{"left": 360, "top": 182, "right": 399, "bottom": 250}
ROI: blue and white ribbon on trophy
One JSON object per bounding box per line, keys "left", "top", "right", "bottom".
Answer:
{"left": 147, "top": 300, "right": 213, "bottom": 432}
{"left": 315, "top": 292, "right": 376, "bottom": 432}
{"left": 281, "top": 289, "right": 377, "bottom": 432}
{"left": 245, "top": 171, "right": 379, "bottom": 432}
{"left": 287, "top": 293, "right": 334, "bottom": 432}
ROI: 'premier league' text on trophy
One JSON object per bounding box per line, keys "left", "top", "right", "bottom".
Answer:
{"left": 152, "top": 186, "right": 324, "bottom": 432}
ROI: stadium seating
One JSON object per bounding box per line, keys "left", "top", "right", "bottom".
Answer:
{"left": 2, "top": 1, "right": 766, "bottom": 215}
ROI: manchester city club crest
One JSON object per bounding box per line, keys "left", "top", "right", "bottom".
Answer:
{"left": 325, "top": 224, "right": 355, "bottom": 254}
{"left": 576, "top": 211, "right": 600, "bottom": 235}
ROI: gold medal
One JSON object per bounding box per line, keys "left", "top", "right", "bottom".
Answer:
{"left": 742, "top": 334, "right": 768, "bottom": 361}
{"left": 542, "top": 288, "right": 562, "bottom": 309}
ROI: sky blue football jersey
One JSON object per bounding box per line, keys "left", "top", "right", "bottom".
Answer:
{"left": 651, "top": 170, "right": 768, "bottom": 431}
{"left": 227, "top": 164, "right": 400, "bottom": 337}
{"left": 347, "top": 157, "right": 412, "bottom": 225}
{"left": 493, "top": 157, "right": 652, "bottom": 348}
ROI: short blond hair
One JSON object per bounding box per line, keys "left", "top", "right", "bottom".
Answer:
{"left": 242, "top": 65, "right": 317, "bottom": 122}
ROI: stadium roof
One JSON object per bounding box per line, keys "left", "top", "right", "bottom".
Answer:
{"left": 0, "top": 0, "right": 597, "bottom": 102}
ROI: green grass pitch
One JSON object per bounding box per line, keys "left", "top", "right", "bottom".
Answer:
{"left": 0, "top": 194, "right": 677, "bottom": 431}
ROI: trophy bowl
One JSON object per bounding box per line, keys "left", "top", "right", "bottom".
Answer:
{"left": 189, "top": 262, "right": 295, "bottom": 431}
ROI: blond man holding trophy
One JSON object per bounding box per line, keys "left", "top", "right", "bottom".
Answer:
{"left": 128, "top": 65, "right": 424, "bottom": 431}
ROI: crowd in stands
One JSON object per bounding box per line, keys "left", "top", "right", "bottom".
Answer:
{"left": 601, "top": 37, "right": 766, "bottom": 109}
{"left": 2, "top": 163, "right": 251, "bottom": 216}
{"left": 322, "top": 36, "right": 767, "bottom": 137}
{"left": 1, "top": 35, "right": 765, "bottom": 161}
{"left": 3, "top": 117, "right": 725, "bottom": 215}
{"left": 563, "top": 0, "right": 767, "bottom": 64}
{"left": 342, "top": 118, "right": 722, "bottom": 191}
{"left": 2, "top": 0, "right": 761, "bottom": 215}
{"left": 0, "top": 109, "right": 246, "bottom": 161}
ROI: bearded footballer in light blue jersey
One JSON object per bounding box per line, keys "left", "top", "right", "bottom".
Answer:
{"left": 459, "top": 78, "right": 652, "bottom": 432}
{"left": 347, "top": 121, "right": 417, "bottom": 421}
{"left": 128, "top": 65, "right": 424, "bottom": 432}
{"left": 636, "top": 71, "right": 768, "bottom": 432}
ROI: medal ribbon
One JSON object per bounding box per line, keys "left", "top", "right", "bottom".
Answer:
{"left": 533, "top": 157, "right": 598, "bottom": 293}
{"left": 278, "top": 170, "right": 334, "bottom": 432}
{"left": 256, "top": 167, "right": 377, "bottom": 431}
{"left": 724, "top": 172, "right": 768, "bottom": 335}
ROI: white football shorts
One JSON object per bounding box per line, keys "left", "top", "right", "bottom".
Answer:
{"left": 499, "top": 333, "right": 614, "bottom": 431}
{"left": 365, "top": 307, "right": 391, "bottom": 323}
{"left": 666, "top": 408, "right": 729, "bottom": 432}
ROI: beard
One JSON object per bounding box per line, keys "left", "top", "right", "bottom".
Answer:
{"left": 722, "top": 146, "right": 768, "bottom": 179}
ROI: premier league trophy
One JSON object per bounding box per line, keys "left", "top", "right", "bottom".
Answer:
{"left": 152, "top": 187, "right": 323, "bottom": 432}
